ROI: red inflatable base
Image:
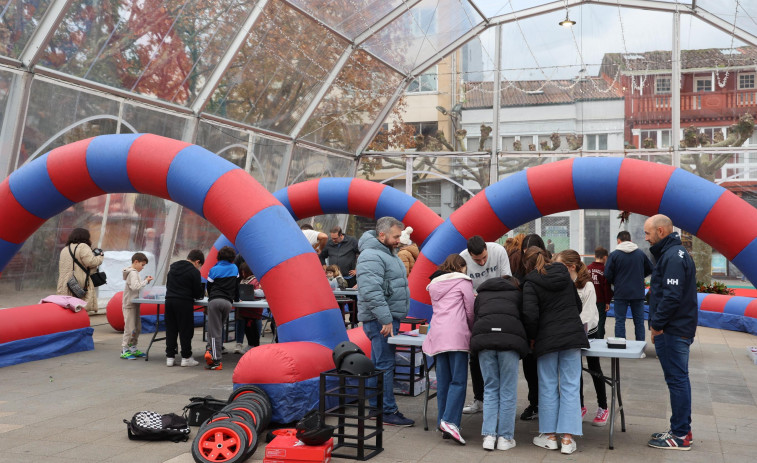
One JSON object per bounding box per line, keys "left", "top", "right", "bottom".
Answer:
{"left": 0, "top": 303, "right": 91, "bottom": 344}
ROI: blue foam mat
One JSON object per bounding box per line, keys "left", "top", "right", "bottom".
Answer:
{"left": 0, "top": 327, "right": 94, "bottom": 368}
{"left": 141, "top": 312, "right": 204, "bottom": 333}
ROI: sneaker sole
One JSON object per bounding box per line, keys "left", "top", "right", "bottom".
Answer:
{"left": 533, "top": 440, "right": 558, "bottom": 450}
{"left": 648, "top": 442, "right": 691, "bottom": 451}
{"left": 384, "top": 421, "right": 413, "bottom": 427}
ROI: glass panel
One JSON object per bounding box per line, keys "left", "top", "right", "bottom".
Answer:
{"left": 248, "top": 136, "right": 287, "bottom": 192}
{"left": 286, "top": 0, "right": 402, "bottom": 40}
{"left": 121, "top": 102, "right": 190, "bottom": 139}
{"left": 172, "top": 208, "right": 219, "bottom": 266}
{"left": 19, "top": 79, "right": 120, "bottom": 168}
{"left": 195, "top": 121, "right": 249, "bottom": 169}
{"left": 301, "top": 49, "right": 403, "bottom": 151}
{"left": 205, "top": 1, "right": 346, "bottom": 134}
{"left": 413, "top": 154, "right": 489, "bottom": 219}
{"left": 0, "top": 0, "right": 53, "bottom": 59}
{"left": 41, "top": 0, "right": 255, "bottom": 105}
{"left": 363, "top": 0, "right": 481, "bottom": 74}
{"left": 0, "top": 68, "right": 15, "bottom": 169}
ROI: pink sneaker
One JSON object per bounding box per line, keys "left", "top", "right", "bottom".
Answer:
{"left": 439, "top": 420, "right": 465, "bottom": 445}
{"left": 581, "top": 406, "right": 587, "bottom": 418}
{"left": 592, "top": 407, "right": 609, "bottom": 427}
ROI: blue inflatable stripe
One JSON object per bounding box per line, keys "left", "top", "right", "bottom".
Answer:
{"left": 409, "top": 299, "right": 433, "bottom": 321}
{"left": 166, "top": 145, "right": 238, "bottom": 217}
{"left": 732, "top": 238, "right": 757, "bottom": 286}
{"left": 485, "top": 171, "right": 541, "bottom": 229}
{"left": 696, "top": 293, "right": 708, "bottom": 305}
{"left": 573, "top": 157, "right": 622, "bottom": 209}
{"left": 0, "top": 327, "right": 94, "bottom": 368}
{"left": 658, "top": 169, "right": 725, "bottom": 235}
{"left": 272, "top": 189, "right": 295, "bottom": 219}
{"left": 375, "top": 186, "right": 415, "bottom": 221}
{"left": 8, "top": 153, "right": 73, "bottom": 219}
{"left": 86, "top": 133, "right": 141, "bottom": 193}
{"left": 420, "top": 221, "right": 467, "bottom": 265}
{"left": 723, "top": 296, "right": 752, "bottom": 316}
{"left": 317, "top": 178, "right": 352, "bottom": 214}
{"left": 0, "top": 238, "right": 23, "bottom": 271}
{"left": 240, "top": 378, "right": 322, "bottom": 423}
{"left": 234, "top": 205, "right": 313, "bottom": 278}
{"left": 213, "top": 235, "right": 235, "bottom": 252}
{"left": 277, "top": 308, "right": 349, "bottom": 348}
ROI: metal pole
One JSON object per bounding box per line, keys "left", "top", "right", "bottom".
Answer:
{"left": 672, "top": 11, "right": 681, "bottom": 168}
{"left": 490, "top": 25, "right": 503, "bottom": 184}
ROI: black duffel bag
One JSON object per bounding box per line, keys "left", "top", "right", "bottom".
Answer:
{"left": 182, "top": 396, "right": 228, "bottom": 426}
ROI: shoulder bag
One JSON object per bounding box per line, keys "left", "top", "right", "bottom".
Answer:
{"left": 66, "top": 244, "right": 87, "bottom": 298}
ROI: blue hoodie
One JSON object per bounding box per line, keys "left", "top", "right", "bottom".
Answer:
{"left": 356, "top": 231, "right": 409, "bottom": 326}
{"left": 605, "top": 240, "right": 653, "bottom": 299}
{"left": 648, "top": 232, "right": 698, "bottom": 338}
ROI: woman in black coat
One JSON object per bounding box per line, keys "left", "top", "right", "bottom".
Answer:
{"left": 521, "top": 246, "right": 589, "bottom": 455}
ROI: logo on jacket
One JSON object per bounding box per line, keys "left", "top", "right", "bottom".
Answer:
{"left": 667, "top": 279, "right": 679, "bottom": 285}
{"left": 678, "top": 250, "right": 685, "bottom": 259}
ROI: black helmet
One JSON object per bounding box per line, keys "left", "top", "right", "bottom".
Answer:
{"left": 332, "top": 341, "right": 364, "bottom": 370}
{"left": 338, "top": 352, "right": 374, "bottom": 376}
{"left": 295, "top": 410, "right": 335, "bottom": 446}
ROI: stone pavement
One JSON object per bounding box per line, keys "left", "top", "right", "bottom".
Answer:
{"left": 1, "top": 315, "right": 756, "bottom": 462}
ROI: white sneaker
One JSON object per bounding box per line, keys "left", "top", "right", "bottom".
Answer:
{"left": 497, "top": 437, "right": 516, "bottom": 450}
{"left": 462, "top": 399, "right": 483, "bottom": 414}
{"left": 561, "top": 437, "right": 577, "bottom": 454}
{"left": 166, "top": 357, "right": 175, "bottom": 367}
{"left": 181, "top": 357, "right": 199, "bottom": 367}
{"left": 533, "top": 433, "right": 558, "bottom": 450}
{"left": 483, "top": 435, "right": 496, "bottom": 450}
{"left": 234, "top": 343, "right": 244, "bottom": 354}
{"left": 439, "top": 420, "right": 465, "bottom": 445}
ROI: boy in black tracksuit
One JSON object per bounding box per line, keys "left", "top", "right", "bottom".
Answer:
{"left": 165, "top": 250, "right": 205, "bottom": 367}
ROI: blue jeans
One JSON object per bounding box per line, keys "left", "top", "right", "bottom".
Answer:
{"left": 614, "top": 299, "right": 646, "bottom": 341}
{"left": 479, "top": 350, "right": 519, "bottom": 438}
{"left": 537, "top": 349, "right": 583, "bottom": 436}
{"left": 363, "top": 319, "right": 400, "bottom": 414}
{"left": 654, "top": 332, "right": 693, "bottom": 437}
{"left": 434, "top": 351, "right": 468, "bottom": 428}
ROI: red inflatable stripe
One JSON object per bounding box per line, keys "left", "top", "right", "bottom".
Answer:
{"left": 47, "top": 138, "right": 105, "bottom": 202}
{"left": 127, "top": 134, "right": 190, "bottom": 199}
{"left": 204, "top": 169, "right": 281, "bottom": 243}
{"left": 696, "top": 191, "right": 757, "bottom": 260}
{"left": 233, "top": 342, "right": 335, "bottom": 383}
{"left": 408, "top": 255, "right": 436, "bottom": 306}
{"left": 0, "top": 179, "right": 46, "bottom": 244}
{"left": 449, "top": 192, "right": 507, "bottom": 242}
{"left": 617, "top": 159, "right": 675, "bottom": 216}
{"left": 527, "top": 159, "right": 579, "bottom": 215}
{"left": 260, "top": 253, "right": 338, "bottom": 325}
{"left": 0, "top": 303, "right": 91, "bottom": 343}
{"left": 699, "top": 294, "right": 728, "bottom": 313}
{"left": 403, "top": 201, "right": 443, "bottom": 244}
{"left": 287, "top": 180, "right": 323, "bottom": 219}
{"left": 348, "top": 178, "right": 383, "bottom": 218}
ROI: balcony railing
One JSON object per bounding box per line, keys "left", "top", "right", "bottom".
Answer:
{"left": 631, "top": 89, "right": 757, "bottom": 122}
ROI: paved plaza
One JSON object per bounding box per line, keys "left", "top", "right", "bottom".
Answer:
{"left": 1, "top": 308, "right": 756, "bottom": 462}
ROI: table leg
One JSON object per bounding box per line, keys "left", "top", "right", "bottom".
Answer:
{"left": 608, "top": 358, "right": 617, "bottom": 449}
{"left": 144, "top": 303, "right": 162, "bottom": 362}
{"left": 616, "top": 358, "right": 625, "bottom": 432}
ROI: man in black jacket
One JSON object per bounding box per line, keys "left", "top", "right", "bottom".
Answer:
{"left": 644, "top": 214, "right": 697, "bottom": 451}
{"left": 605, "top": 230, "right": 653, "bottom": 341}
{"left": 320, "top": 227, "right": 360, "bottom": 287}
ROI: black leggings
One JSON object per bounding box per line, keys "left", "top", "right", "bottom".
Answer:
{"left": 580, "top": 331, "right": 608, "bottom": 409}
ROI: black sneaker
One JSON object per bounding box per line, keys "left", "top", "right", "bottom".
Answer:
{"left": 384, "top": 411, "right": 414, "bottom": 427}
{"left": 205, "top": 361, "right": 223, "bottom": 370}
{"left": 520, "top": 404, "right": 538, "bottom": 421}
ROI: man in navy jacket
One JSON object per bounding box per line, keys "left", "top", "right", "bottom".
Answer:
{"left": 605, "top": 230, "right": 653, "bottom": 341}
{"left": 644, "top": 214, "right": 697, "bottom": 451}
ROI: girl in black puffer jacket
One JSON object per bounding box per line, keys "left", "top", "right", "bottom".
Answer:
{"left": 522, "top": 247, "right": 589, "bottom": 455}
{"left": 470, "top": 276, "right": 529, "bottom": 451}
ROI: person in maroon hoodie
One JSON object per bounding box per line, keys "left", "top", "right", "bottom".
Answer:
{"left": 587, "top": 246, "right": 613, "bottom": 339}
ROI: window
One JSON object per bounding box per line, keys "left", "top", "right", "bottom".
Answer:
{"left": 585, "top": 134, "right": 608, "bottom": 150}
{"left": 739, "top": 73, "right": 755, "bottom": 90}
{"left": 407, "top": 66, "right": 438, "bottom": 93}
{"left": 415, "top": 181, "right": 441, "bottom": 208}
{"left": 655, "top": 77, "right": 671, "bottom": 94}
{"left": 407, "top": 121, "right": 438, "bottom": 137}
{"left": 695, "top": 76, "right": 713, "bottom": 92}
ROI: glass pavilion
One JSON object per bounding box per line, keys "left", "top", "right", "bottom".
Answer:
{"left": 2, "top": 0, "right": 756, "bottom": 307}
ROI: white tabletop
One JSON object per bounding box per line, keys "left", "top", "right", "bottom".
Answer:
{"left": 333, "top": 289, "right": 358, "bottom": 297}
{"left": 388, "top": 332, "right": 426, "bottom": 347}
{"left": 582, "top": 339, "right": 646, "bottom": 359}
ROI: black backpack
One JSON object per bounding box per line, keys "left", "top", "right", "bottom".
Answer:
{"left": 182, "top": 395, "right": 228, "bottom": 426}
{"left": 124, "top": 411, "right": 191, "bottom": 442}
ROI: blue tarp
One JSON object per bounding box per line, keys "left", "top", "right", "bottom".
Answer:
{"left": 0, "top": 327, "right": 94, "bottom": 368}
{"left": 141, "top": 312, "right": 204, "bottom": 333}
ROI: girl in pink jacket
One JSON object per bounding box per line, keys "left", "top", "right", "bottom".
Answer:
{"left": 422, "top": 254, "right": 475, "bottom": 445}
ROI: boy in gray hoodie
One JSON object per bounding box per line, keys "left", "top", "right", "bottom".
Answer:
{"left": 121, "top": 252, "right": 153, "bottom": 359}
